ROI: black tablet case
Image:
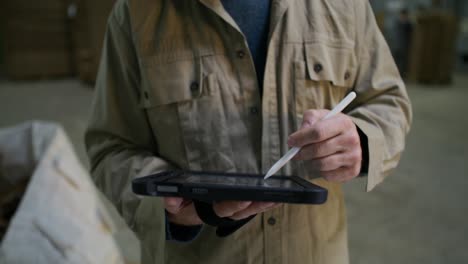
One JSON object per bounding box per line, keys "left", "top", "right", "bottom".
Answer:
{"left": 132, "top": 170, "right": 327, "bottom": 204}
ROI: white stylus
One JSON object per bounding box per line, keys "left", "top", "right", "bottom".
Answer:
{"left": 264, "top": 92, "right": 357, "bottom": 180}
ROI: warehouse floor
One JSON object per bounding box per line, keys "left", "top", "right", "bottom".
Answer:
{"left": 0, "top": 75, "right": 467, "bottom": 263}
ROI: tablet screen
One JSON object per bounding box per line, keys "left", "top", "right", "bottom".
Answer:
{"left": 181, "top": 174, "right": 302, "bottom": 188}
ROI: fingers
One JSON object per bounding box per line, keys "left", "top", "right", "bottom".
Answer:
{"left": 294, "top": 128, "right": 361, "bottom": 161}
{"left": 230, "top": 202, "right": 276, "bottom": 221}
{"left": 176, "top": 201, "right": 203, "bottom": 226}
{"left": 289, "top": 111, "right": 362, "bottom": 182}
{"left": 289, "top": 113, "right": 354, "bottom": 148}
{"left": 294, "top": 134, "right": 344, "bottom": 160}
{"left": 321, "top": 165, "right": 362, "bottom": 183}
{"left": 213, "top": 201, "right": 252, "bottom": 218}
{"left": 165, "top": 198, "right": 203, "bottom": 226}
{"left": 165, "top": 199, "right": 279, "bottom": 225}
{"left": 164, "top": 197, "right": 184, "bottom": 214}
{"left": 308, "top": 150, "right": 361, "bottom": 172}
{"left": 299, "top": 109, "right": 329, "bottom": 129}
{"left": 213, "top": 201, "right": 279, "bottom": 221}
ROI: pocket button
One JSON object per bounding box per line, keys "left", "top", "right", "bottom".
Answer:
{"left": 344, "top": 71, "right": 351, "bottom": 80}
{"left": 314, "top": 63, "right": 323, "bottom": 73}
{"left": 268, "top": 217, "right": 276, "bottom": 226}
{"left": 190, "top": 82, "right": 199, "bottom": 93}
{"left": 237, "top": 50, "right": 245, "bottom": 59}
{"left": 249, "top": 106, "right": 259, "bottom": 115}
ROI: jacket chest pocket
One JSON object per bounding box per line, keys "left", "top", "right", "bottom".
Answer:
{"left": 293, "top": 42, "right": 357, "bottom": 127}
{"left": 140, "top": 56, "right": 235, "bottom": 172}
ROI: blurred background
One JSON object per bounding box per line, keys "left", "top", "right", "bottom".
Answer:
{"left": 0, "top": 0, "right": 467, "bottom": 263}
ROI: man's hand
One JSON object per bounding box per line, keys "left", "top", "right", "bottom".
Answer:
{"left": 165, "top": 197, "right": 277, "bottom": 226}
{"left": 288, "top": 110, "right": 362, "bottom": 182}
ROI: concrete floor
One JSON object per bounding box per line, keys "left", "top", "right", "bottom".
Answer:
{"left": 344, "top": 75, "right": 468, "bottom": 263}
{"left": 0, "top": 75, "right": 467, "bottom": 263}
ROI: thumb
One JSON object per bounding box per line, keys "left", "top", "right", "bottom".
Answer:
{"left": 164, "top": 197, "right": 184, "bottom": 214}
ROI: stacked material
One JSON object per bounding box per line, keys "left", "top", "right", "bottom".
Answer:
{"left": 1, "top": 0, "right": 73, "bottom": 79}
{"left": 70, "top": 0, "right": 116, "bottom": 83}
{"left": 408, "top": 11, "right": 458, "bottom": 84}
{"left": 1, "top": 0, "right": 116, "bottom": 82}
{"left": 0, "top": 28, "right": 3, "bottom": 70}
{"left": 0, "top": 121, "right": 141, "bottom": 264}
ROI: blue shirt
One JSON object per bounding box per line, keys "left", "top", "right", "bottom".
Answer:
{"left": 221, "top": 0, "right": 271, "bottom": 90}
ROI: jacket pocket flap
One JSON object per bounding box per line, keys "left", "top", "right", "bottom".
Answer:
{"left": 305, "top": 42, "right": 357, "bottom": 87}
{"left": 140, "top": 58, "right": 202, "bottom": 108}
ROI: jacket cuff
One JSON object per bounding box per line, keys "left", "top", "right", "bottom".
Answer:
{"left": 356, "top": 126, "right": 369, "bottom": 175}
{"left": 165, "top": 211, "right": 203, "bottom": 242}
{"left": 350, "top": 117, "right": 385, "bottom": 192}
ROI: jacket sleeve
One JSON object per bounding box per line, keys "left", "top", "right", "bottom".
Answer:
{"left": 348, "top": 0, "right": 413, "bottom": 191}
{"left": 84, "top": 1, "right": 169, "bottom": 235}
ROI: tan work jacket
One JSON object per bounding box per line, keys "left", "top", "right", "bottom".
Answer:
{"left": 86, "top": 0, "right": 412, "bottom": 263}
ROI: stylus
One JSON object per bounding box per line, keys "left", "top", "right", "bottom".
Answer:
{"left": 264, "top": 92, "right": 357, "bottom": 180}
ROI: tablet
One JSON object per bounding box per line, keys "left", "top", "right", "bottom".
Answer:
{"left": 132, "top": 170, "right": 327, "bottom": 204}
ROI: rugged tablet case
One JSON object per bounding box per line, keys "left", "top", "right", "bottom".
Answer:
{"left": 132, "top": 170, "right": 327, "bottom": 204}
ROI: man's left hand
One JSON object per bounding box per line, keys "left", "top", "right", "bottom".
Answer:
{"left": 288, "top": 109, "right": 362, "bottom": 182}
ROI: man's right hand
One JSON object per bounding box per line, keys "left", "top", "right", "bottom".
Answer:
{"left": 164, "top": 197, "right": 278, "bottom": 226}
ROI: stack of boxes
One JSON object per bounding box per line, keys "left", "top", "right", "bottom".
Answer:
{"left": 408, "top": 11, "right": 458, "bottom": 84}
{"left": 0, "top": 28, "right": 3, "bottom": 74}
{"left": 1, "top": 0, "right": 73, "bottom": 79}
{"left": 70, "top": 0, "right": 116, "bottom": 83}
{"left": 1, "top": 0, "right": 115, "bottom": 83}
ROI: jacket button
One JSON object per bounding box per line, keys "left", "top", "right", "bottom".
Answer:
{"left": 267, "top": 217, "right": 276, "bottom": 226}
{"left": 314, "top": 63, "right": 323, "bottom": 73}
{"left": 237, "top": 50, "right": 245, "bottom": 59}
{"left": 344, "top": 71, "right": 351, "bottom": 80}
{"left": 250, "top": 106, "right": 259, "bottom": 115}
{"left": 190, "top": 82, "right": 199, "bottom": 92}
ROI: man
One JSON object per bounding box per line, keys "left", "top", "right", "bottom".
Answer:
{"left": 86, "top": 0, "right": 412, "bottom": 263}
